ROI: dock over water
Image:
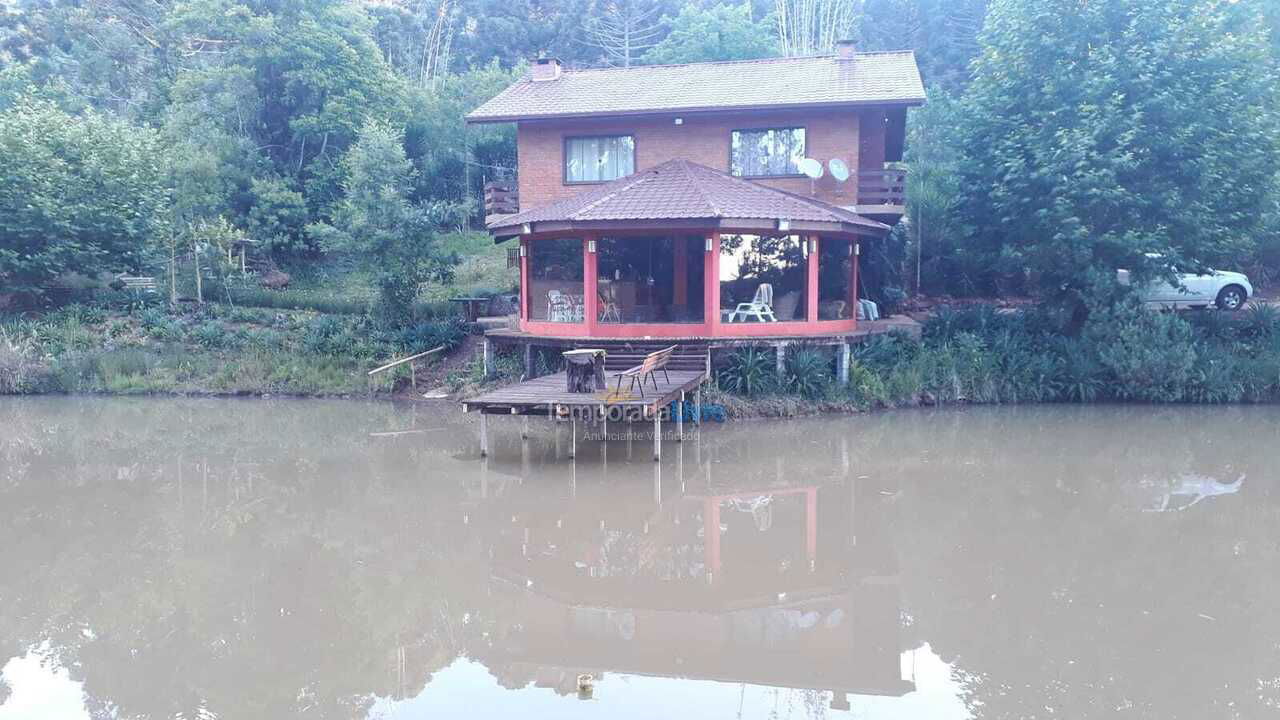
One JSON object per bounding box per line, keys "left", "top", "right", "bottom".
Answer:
{"left": 462, "top": 346, "right": 710, "bottom": 460}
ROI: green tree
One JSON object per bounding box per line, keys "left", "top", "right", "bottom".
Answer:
{"left": 642, "top": 2, "right": 776, "bottom": 64}
{"left": 954, "top": 0, "right": 1280, "bottom": 324}
{"left": 332, "top": 120, "right": 457, "bottom": 324}
{"left": 247, "top": 178, "right": 309, "bottom": 255}
{"left": 0, "top": 97, "right": 166, "bottom": 302}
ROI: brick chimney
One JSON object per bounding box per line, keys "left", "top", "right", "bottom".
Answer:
{"left": 835, "top": 40, "right": 857, "bottom": 60}
{"left": 532, "top": 57, "right": 562, "bottom": 82}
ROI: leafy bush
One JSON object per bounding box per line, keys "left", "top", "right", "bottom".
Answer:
{"left": 1086, "top": 305, "right": 1197, "bottom": 402}
{"left": 717, "top": 347, "right": 776, "bottom": 397}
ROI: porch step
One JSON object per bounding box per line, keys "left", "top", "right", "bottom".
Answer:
{"left": 565, "top": 341, "right": 709, "bottom": 372}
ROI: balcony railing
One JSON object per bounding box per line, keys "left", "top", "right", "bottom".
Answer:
{"left": 484, "top": 181, "right": 519, "bottom": 217}
{"left": 856, "top": 168, "right": 907, "bottom": 207}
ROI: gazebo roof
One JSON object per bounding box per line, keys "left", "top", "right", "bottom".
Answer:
{"left": 489, "top": 159, "right": 890, "bottom": 240}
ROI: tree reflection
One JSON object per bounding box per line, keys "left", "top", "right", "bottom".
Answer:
{"left": 1, "top": 400, "right": 1278, "bottom": 718}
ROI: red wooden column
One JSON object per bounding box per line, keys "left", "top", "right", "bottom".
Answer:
{"left": 583, "top": 235, "right": 599, "bottom": 335}
{"left": 805, "top": 234, "right": 819, "bottom": 323}
{"left": 705, "top": 232, "right": 721, "bottom": 334}
{"left": 519, "top": 236, "right": 530, "bottom": 326}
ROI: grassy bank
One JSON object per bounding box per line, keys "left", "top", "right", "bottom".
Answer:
{"left": 0, "top": 301, "right": 473, "bottom": 397}
{"left": 7, "top": 296, "right": 1280, "bottom": 416}
{"left": 711, "top": 302, "right": 1280, "bottom": 418}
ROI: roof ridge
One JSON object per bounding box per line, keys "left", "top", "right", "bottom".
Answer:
{"left": 556, "top": 50, "right": 917, "bottom": 75}
{"left": 677, "top": 161, "right": 723, "bottom": 217}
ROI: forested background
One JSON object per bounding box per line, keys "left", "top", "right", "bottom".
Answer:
{"left": 1, "top": 0, "right": 1278, "bottom": 313}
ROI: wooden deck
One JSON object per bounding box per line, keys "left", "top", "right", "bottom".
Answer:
{"left": 463, "top": 369, "right": 707, "bottom": 417}
{"left": 462, "top": 366, "right": 709, "bottom": 461}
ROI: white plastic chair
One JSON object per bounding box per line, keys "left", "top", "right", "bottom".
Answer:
{"left": 731, "top": 283, "right": 777, "bottom": 322}
{"left": 547, "top": 290, "right": 573, "bottom": 322}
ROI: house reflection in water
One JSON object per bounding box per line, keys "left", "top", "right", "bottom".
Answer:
{"left": 460, "top": 440, "right": 912, "bottom": 707}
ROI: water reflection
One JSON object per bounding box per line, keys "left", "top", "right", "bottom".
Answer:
{"left": 0, "top": 398, "right": 1277, "bottom": 719}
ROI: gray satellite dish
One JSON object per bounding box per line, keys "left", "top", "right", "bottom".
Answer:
{"left": 798, "top": 158, "right": 824, "bottom": 179}
{"left": 828, "top": 158, "right": 850, "bottom": 182}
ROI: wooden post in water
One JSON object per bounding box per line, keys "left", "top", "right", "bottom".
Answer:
{"left": 479, "top": 413, "right": 489, "bottom": 457}
{"left": 570, "top": 413, "right": 577, "bottom": 458}
{"left": 677, "top": 391, "right": 684, "bottom": 442}
{"left": 653, "top": 410, "right": 661, "bottom": 461}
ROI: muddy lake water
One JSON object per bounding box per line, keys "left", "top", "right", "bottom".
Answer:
{"left": 1, "top": 397, "right": 1277, "bottom": 719}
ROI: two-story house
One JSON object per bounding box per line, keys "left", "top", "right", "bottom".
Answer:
{"left": 465, "top": 42, "right": 925, "bottom": 355}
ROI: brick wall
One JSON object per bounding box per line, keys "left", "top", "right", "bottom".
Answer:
{"left": 516, "top": 107, "right": 891, "bottom": 211}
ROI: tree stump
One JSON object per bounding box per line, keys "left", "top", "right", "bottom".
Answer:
{"left": 563, "top": 349, "right": 606, "bottom": 393}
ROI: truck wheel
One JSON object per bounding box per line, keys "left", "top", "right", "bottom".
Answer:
{"left": 1216, "top": 285, "right": 1246, "bottom": 311}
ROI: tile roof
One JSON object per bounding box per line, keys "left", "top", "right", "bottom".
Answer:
{"left": 467, "top": 51, "right": 925, "bottom": 123}
{"left": 489, "top": 159, "right": 889, "bottom": 237}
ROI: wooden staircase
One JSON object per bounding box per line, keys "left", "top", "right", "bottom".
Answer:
{"left": 565, "top": 341, "right": 710, "bottom": 374}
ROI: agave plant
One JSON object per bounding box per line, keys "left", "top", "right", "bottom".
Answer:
{"left": 717, "top": 347, "right": 776, "bottom": 397}
{"left": 785, "top": 347, "right": 832, "bottom": 400}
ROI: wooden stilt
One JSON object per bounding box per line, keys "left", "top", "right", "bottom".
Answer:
{"left": 521, "top": 415, "right": 529, "bottom": 439}
{"left": 570, "top": 413, "right": 577, "bottom": 458}
{"left": 695, "top": 387, "right": 702, "bottom": 426}
{"left": 677, "top": 391, "right": 684, "bottom": 442}
{"left": 479, "top": 413, "right": 489, "bottom": 457}
{"left": 653, "top": 460, "right": 662, "bottom": 506}
{"left": 653, "top": 412, "right": 661, "bottom": 461}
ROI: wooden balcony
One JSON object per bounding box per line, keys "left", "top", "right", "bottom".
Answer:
{"left": 854, "top": 168, "right": 906, "bottom": 223}
{"left": 484, "top": 180, "right": 519, "bottom": 226}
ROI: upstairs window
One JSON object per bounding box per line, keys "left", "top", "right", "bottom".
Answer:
{"left": 565, "top": 135, "right": 635, "bottom": 183}
{"left": 730, "top": 127, "right": 806, "bottom": 177}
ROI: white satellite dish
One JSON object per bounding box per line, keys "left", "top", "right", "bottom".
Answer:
{"left": 828, "top": 158, "right": 850, "bottom": 182}
{"left": 798, "top": 158, "right": 824, "bottom": 180}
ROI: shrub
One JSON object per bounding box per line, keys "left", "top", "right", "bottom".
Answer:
{"left": 1187, "top": 347, "right": 1246, "bottom": 404}
{"left": 852, "top": 330, "right": 920, "bottom": 371}
{"left": 302, "top": 315, "right": 353, "bottom": 356}
{"left": 188, "top": 321, "right": 231, "bottom": 349}
{"left": 784, "top": 347, "right": 831, "bottom": 399}
{"left": 845, "top": 361, "right": 888, "bottom": 409}
{"left": 717, "top": 347, "right": 776, "bottom": 397}
{"left": 394, "top": 319, "right": 468, "bottom": 353}
{"left": 1086, "top": 304, "right": 1197, "bottom": 402}
{"left": 0, "top": 324, "right": 47, "bottom": 393}
{"left": 1241, "top": 304, "right": 1280, "bottom": 342}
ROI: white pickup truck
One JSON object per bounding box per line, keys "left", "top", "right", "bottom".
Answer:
{"left": 1118, "top": 265, "right": 1253, "bottom": 311}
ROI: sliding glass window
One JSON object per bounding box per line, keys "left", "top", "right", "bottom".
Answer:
{"left": 719, "top": 235, "right": 808, "bottom": 323}
{"left": 596, "top": 236, "right": 705, "bottom": 323}
{"left": 527, "top": 238, "right": 584, "bottom": 323}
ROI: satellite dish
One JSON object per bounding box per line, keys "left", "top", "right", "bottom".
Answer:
{"left": 798, "top": 158, "right": 824, "bottom": 180}
{"left": 828, "top": 158, "right": 850, "bottom": 182}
